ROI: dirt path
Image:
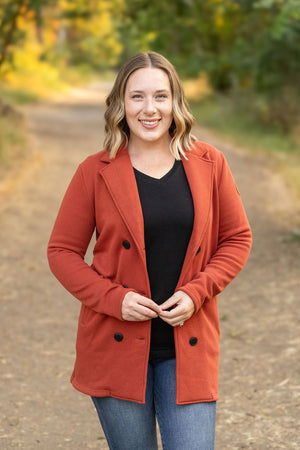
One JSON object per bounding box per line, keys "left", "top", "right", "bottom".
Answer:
{"left": 0, "top": 85, "right": 299, "bottom": 449}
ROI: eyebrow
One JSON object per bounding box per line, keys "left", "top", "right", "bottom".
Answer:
{"left": 128, "top": 89, "right": 170, "bottom": 94}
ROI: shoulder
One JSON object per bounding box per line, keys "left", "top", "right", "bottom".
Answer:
{"left": 188, "top": 140, "right": 225, "bottom": 163}
{"left": 187, "top": 141, "right": 227, "bottom": 177}
{"left": 78, "top": 149, "right": 110, "bottom": 173}
{"left": 69, "top": 150, "right": 110, "bottom": 196}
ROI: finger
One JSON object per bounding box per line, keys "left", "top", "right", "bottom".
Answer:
{"left": 122, "top": 292, "right": 159, "bottom": 321}
{"left": 136, "top": 304, "right": 159, "bottom": 319}
{"left": 126, "top": 311, "right": 153, "bottom": 322}
{"left": 138, "top": 297, "right": 161, "bottom": 314}
{"left": 128, "top": 310, "right": 157, "bottom": 321}
{"left": 159, "top": 309, "right": 182, "bottom": 321}
{"left": 126, "top": 299, "right": 159, "bottom": 319}
{"left": 160, "top": 293, "right": 195, "bottom": 319}
{"left": 160, "top": 314, "right": 186, "bottom": 327}
{"left": 123, "top": 306, "right": 158, "bottom": 321}
{"left": 159, "top": 301, "right": 185, "bottom": 319}
{"left": 159, "top": 294, "right": 180, "bottom": 311}
{"left": 123, "top": 292, "right": 160, "bottom": 313}
{"left": 159, "top": 300, "right": 194, "bottom": 324}
{"left": 159, "top": 307, "right": 184, "bottom": 321}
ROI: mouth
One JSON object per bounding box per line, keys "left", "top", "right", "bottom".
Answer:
{"left": 139, "top": 119, "right": 161, "bottom": 128}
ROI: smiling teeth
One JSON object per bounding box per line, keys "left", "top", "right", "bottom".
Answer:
{"left": 141, "top": 120, "right": 159, "bottom": 125}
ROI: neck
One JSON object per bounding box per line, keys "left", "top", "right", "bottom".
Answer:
{"left": 127, "top": 135, "right": 172, "bottom": 158}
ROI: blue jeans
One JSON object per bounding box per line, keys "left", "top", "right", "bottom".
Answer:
{"left": 92, "top": 358, "right": 216, "bottom": 450}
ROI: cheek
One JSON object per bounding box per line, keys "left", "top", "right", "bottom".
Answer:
{"left": 166, "top": 107, "right": 174, "bottom": 124}
{"left": 164, "top": 101, "right": 173, "bottom": 118}
{"left": 125, "top": 102, "right": 139, "bottom": 120}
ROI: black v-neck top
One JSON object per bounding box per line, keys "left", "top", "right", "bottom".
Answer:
{"left": 134, "top": 160, "right": 194, "bottom": 360}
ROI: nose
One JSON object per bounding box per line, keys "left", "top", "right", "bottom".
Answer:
{"left": 143, "top": 97, "right": 157, "bottom": 115}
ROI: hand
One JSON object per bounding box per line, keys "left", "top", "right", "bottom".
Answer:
{"left": 158, "top": 291, "right": 195, "bottom": 327}
{"left": 122, "top": 291, "right": 161, "bottom": 322}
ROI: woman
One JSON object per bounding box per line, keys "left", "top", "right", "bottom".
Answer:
{"left": 47, "top": 51, "right": 252, "bottom": 449}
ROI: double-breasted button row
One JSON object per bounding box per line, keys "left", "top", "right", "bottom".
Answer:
{"left": 114, "top": 332, "right": 197, "bottom": 346}
{"left": 122, "top": 240, "right": 131, "bottom": 249}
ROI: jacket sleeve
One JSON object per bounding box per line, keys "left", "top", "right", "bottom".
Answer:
{"left": 179, "top": 152, "right": 252, "bottom": 313}
{"left": 47, "top": 164, "right": 132, "bottom": 321}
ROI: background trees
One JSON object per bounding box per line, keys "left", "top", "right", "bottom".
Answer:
{"left": 1, "top": 0, "right": 299, "bottom": 129}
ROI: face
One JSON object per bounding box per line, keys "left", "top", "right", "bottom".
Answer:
{"left": 124, "top": 67, "right": 173, "bottom": 147}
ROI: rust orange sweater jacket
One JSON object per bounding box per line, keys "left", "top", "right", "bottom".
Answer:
{"left": 47, "top": 141, "right": 252, "bottom": 404}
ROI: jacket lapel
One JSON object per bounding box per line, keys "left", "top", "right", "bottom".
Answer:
{"left": 99, "top": 147, "right": 146, "bottom": 253}
{"left": 180, "top": 151, "right": 214, "bottom": 281}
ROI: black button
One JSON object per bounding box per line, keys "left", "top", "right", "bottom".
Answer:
{"left": 114, "top": 332, "right": 123, "bottom": 342}
{"left": 189, "top": 337, "right": 198, "bottom": 346}
{"left": 122, "top": 284, "right": 128, "bottom": 288}
{"left": 196, "top": 246, "right": 201, "bottom": 255}
{"left": 122, "top": 240, "right": 131, "bottom": 249}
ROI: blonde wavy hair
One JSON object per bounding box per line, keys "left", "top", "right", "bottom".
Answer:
{"left": 103, "top": 51, "right": 196, "bottom": 159}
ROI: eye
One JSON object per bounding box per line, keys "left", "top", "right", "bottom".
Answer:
{"left": 156, "top": 94, "right": 168, "bottom": 100}
{"left": 132, "top": 94, "right": 142, "bottom": 99}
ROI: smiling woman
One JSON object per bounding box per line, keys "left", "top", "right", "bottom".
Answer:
{"left": 47, "top": 51, "right": 252, "bottom": 449}
{"left": 104, "top": 51, "right": 195, "bottom": 160}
